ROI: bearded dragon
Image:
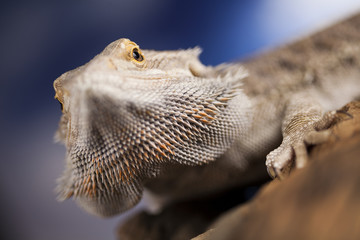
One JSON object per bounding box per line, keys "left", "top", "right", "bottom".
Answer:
{"left": 54, "top": 14, "right": 360, "bottom": 217}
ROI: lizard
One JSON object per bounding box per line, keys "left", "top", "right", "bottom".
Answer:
{"left": 54, "top": 14, "right": 360, "bottom": 217}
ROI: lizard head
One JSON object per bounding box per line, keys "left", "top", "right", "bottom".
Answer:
{"left": 54, "top": 38, "right": 251, "bottom": 217}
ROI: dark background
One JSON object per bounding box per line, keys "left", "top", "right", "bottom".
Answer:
{"left": 1, "top": 0, "right": 359, "bottom": 239}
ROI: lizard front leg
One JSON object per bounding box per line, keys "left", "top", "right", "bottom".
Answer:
{"left": 266, "top": 92, "right": 336, "bottom": 179}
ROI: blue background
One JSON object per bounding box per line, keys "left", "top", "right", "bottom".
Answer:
{"left": 1, "top": 0, "right": 359, "bottom": 239}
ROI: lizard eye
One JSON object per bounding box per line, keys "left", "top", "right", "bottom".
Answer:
{"left": 131, "top": 47, "right": 144, "bottom": 62}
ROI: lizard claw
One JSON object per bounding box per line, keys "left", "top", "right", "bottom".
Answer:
{"left": 266, "top": 111, "right": 336, "bottom": 179}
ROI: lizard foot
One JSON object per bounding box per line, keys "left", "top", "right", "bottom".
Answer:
{"left": 265, "top": 111, "right": 338, "bottom": 179}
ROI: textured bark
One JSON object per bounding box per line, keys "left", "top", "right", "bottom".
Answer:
{"left": 195, "top": 101, "right": 360, "bottom": 240}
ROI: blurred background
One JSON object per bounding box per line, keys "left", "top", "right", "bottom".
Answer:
{"left": 1, "top": 0, "right": 360, "bottom": 239}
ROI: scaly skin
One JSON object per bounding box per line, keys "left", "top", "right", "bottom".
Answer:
{"left": 54, "top": 14, "right": 360, "bottom": 217}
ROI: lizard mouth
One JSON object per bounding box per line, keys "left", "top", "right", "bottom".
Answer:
{"left": 53, "top": 77, "right": 65, "bottom": 110}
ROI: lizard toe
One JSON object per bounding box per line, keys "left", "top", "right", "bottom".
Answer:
{"left": 266, "top": 111, "right": 337, "bottom": 179}
{"left": 266, "top": 143, "right": 294, "bottom": 179}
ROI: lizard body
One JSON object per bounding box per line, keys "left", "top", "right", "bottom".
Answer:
{"left": 54, "top": 15, "right": 360, "bottom": 217}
